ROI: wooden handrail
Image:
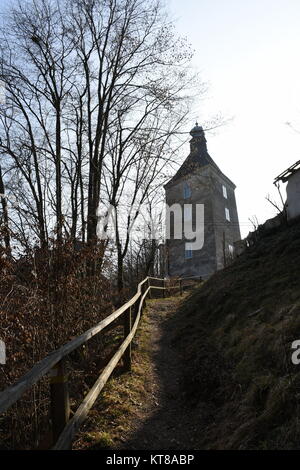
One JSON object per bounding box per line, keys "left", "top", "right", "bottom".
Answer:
{"left": 0, "top": 277, "right": 150, "bottom": 414}
{"left": 0, "top": 275, "right": 202, "bottom": 449}
{"left": 53, "top": 285, "right": 151, "bottom": 449}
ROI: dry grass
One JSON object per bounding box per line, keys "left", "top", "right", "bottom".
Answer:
{"left": 72, "top": 301, "right": 157, "bottom": 450}
{"left": 169, "top": 218, "right": 300, "bottom": 449}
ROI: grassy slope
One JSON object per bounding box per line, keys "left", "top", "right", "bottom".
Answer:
{"left": 172, "top": 218, "right": 300, "bottom": 449}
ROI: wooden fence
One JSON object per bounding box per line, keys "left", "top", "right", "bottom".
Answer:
{"left": 0, "top": 275, "right": 202, "bottom": 450}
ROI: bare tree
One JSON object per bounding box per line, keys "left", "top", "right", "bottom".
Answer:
{"left": 0, "top": 0, "right": 78, "bottom": 246}
{"left": 0, "top": 162, "right": 10, "bottom": 254}
{"left": 265, "top": 190, "right": 287, "bottom": 221}
{"left": 101, "top": 109, "right": 191, "bottom": 292}
{"left": 67, "top": 0, "right": 197, "bottom": 246}
{"left": 0, "top": 0, "right": 202, "bottom": 276}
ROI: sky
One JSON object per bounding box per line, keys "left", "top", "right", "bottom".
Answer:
{"left": 0, "top": 0, "right": 299, "bottom": 239}
{"left": 168, "top": 0, "right": 300, "bottom": 237}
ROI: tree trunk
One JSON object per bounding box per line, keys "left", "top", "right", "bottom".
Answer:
{"left": 0, "top": 164, "right": 11, "bottom": 255}
{"left": 55, "top": 105, "right": 62, "bottom": 243}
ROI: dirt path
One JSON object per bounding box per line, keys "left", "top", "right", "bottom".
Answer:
{"left": 118, "top": 296, "right": 197, "bottom": 450}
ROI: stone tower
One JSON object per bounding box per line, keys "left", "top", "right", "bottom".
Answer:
{"left": 164, "top": 123, "right": 241, "bottom": 279}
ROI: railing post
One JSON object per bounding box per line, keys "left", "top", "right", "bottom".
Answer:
{"left": 140, "top": 284, "right": 144, "bottom": 313}
{"left": 123, "top": 306, "right": 132, "bottom": 372}
{"left": 143, "top": 282, "right": 147, "bottom": 310}
{"left": 179, "top": 279, "right": 183, "bottom": 296}
{"left": 162, "top": 278, "right": 165, "bottom": 298}
{"left": 134, "top": 297, "right": 140, "bottom": 320}
{"left": 148, "top": 278, "right": 152, "bottom": 298}
{"left": 49, "top": 358, "right": 70, "bottom": 446}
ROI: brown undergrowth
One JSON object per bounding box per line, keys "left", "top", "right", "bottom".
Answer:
{"left": 0, "top": 243, "right": 117, "bottom": 449}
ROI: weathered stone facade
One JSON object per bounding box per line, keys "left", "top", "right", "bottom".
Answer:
{"left": 274, "top": 160, "right": 300, "bottom": 221}
{"left": 164, "top": 124, "right": 241, "bottom": 279}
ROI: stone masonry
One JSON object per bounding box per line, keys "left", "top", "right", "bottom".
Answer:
{"left": 164, "top": 123, "right": 241, "bottom": 279}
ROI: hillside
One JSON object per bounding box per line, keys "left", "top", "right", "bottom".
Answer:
{"left": 170, "top": 217, "right": 300, "bottom": 449}
{"left": 5, "top": 217, "right": 300, "bottom": 450}
{"left": 72, "top": 218, "right": 300, "bottom": 451}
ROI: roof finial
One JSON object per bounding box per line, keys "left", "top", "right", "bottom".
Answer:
{"left": 190, "top": 122, "right": 203, "bottom": 137}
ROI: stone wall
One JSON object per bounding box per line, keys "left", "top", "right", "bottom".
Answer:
{"left": 210, "top": 168, "right": 241, "bottom": 270}
{"left": 286, "top": 171, "right": 300, "bottom": 220}
{"left": 165, "top": 165, "right": 241, "bottom": 278}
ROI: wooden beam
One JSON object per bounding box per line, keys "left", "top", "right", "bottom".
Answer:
{"left": 49, "top": 359, "right": 70, "bottom": 445}
{"left": 53, "top": 287, "right": 150, "bottom": 450}
{"left": 0, "top": 277, "right": 157, "bottom": 414}
{"left": 123, "top": 306, "right": 132, "bottom": 372}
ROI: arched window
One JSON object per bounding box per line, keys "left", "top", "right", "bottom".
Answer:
{"left": 185, "top": 243, "right": 193, "bottom": 259}
{"left": 183, "top": 183, "right": 191, "bottom": 199}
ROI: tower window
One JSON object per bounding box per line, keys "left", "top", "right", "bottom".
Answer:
{"left": 185, "top": 243, "right": 193, "bottom": 259}
{"left": 183, "top": 183, "right": 191, "bottom": 199}
{"left": 228, "top": 244, "right": 234, "bottom": 255}
{"left": 225, "top": 208, "right": 230, "bottom": 221}
{"left": 222, "top": 185, "right": 227, "bottom": 199}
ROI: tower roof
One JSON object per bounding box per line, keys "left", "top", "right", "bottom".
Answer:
{"left": 164, "top": 123, "right": 236, "bottom": 189}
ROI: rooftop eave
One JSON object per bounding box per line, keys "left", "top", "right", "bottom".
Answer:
{"left": 164, "top": 162, "right": 210, "bottom": 190}
{"left": 274, "top": 159, "right": 300, "bottom": 184}
{"left": 164, "top": 163, "right": 237, "bottom": 191}
{"left": 209, "top": 165, "right": 237, "bottom": 190}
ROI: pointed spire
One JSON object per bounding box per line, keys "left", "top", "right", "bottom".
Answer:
{"left": 164, "top": 123, "right": 220, "bottom": 187}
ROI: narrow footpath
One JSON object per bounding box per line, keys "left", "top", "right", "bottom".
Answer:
{"left": 118, "top": 296, "right": 198, "bottom": 450}
{"left": 74, "top": 294, "right": 201, "bottom": 450}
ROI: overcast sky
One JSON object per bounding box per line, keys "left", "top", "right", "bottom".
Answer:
{"left": 168, "top": 0, "right": 300, "bottom": 237}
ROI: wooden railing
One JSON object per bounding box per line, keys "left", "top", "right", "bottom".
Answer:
{"left": 0, "top": 275, "right": 202, "bottom": 450}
